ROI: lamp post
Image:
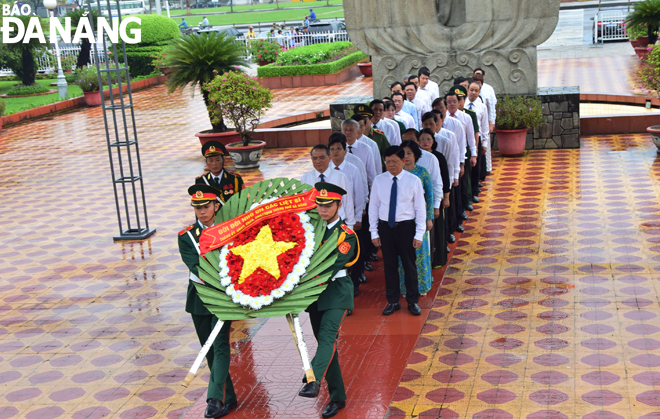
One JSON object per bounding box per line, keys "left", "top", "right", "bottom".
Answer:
{"left": 43, "top": 0, "right": 68, "bottom": 100}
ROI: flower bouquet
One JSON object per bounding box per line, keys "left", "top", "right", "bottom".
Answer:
{"left": 194, "top": 177, "right": 341, "bottom": 320}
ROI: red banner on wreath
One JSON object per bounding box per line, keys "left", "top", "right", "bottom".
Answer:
{"left": 199, "top": 189, "right": 319, "bottom": 255}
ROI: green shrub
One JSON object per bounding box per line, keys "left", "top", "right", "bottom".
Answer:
{"left": 276, "top": 42, "right": 353, "bottom": 65}
{"left": 123, "top": 15, "right": 179, "bottom": 78}
{"left": 495, "top": 96, "right": 545, "bottom": 130}
{"left": 637, "top": 45, "right": 660, "bottom": 98}
{"left": 6, "top": 84, "right": 50, "bottom": 96}
{"left": 0, "top": 99, "right": 6, "bottom": 116}
{"left": 257, "top": 50, "right": 368, "bottom": 77}
{"left": 249, "top": 40, "right": 281, "bottom": 65}
{"left": 74, "top": 67, "right": 102, "bottom": 92}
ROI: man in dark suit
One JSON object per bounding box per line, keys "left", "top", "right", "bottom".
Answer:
{"left": 195, "top": 141, "right": 244, "bottom": 205}
{"left": 178, "top": 184, "right": 237, "bottom": 418}
{"left": 298, "top": 182, "right": 358, "bottom": 418}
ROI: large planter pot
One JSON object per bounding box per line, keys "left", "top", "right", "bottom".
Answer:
{"left": 83, "top": 91, "right": 102, "bottom": 107}
{"left": 357, "top": 62, "right": 372, "bottom": 77}
{"left": 638, "top": 36, "right": 650, "bottom": 47}
{"left": 195, "top": 130, "right": 242, "bottom": 147}
{"left": 258, "top": 60, "right": 274, "bottom": 67}
{"left": 494, "top": 128, "right": 528, "bottom": 157}
{"left": 647, "top": 125, "right": 660, "bottom": 153}
{"left": 631, "top": 39, "right": 640, "bottom": 48}
{"left": 635, "top": 46, "right": 651, "bottom": 60}
{"left": 159, "top": 65, "right": 174, "bottom": 77}
{"left": 226, "top": 140, "right": 266, "bottom": 169}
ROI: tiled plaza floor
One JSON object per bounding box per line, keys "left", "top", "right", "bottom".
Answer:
{"left": 388, "top": 133, "right": 660, "bottom": 419}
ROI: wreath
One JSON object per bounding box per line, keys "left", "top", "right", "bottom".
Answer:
{"left": 194, "top": 178, "right": 340, "bottom": 320}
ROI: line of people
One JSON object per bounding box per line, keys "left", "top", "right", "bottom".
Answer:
{"left": 299, "top": 68, "right": 498, "bottom": 317}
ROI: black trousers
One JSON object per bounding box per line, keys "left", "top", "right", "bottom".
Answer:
{"left": 431, "top": 210, "right": 447, "bottom": 267}
{"left": 471, "top": 147, "right": 482, "bottom": 197}
{"left": 378, "top": 220, "right": 418, "bottom": 305}
{"left": 479, "top": 148, "right": 488, "bottom": 180}
{"left": 461, "top": 158, "right": 472, "bottom": 207}
{"left": 350, "top": 210, "right": 369, "bottom": 288}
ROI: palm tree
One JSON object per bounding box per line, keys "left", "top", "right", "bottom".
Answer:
{"left": 163, "top": 32, "right": 248, "bottom": 132}
{"left": 4, "top": 16, "right": 45, "bottom": 86}
{"left": 66, "top": 8, "right": 100, "bottom": 69}
{"left": 627, "top": 0, "right": 660, "bottom": 44}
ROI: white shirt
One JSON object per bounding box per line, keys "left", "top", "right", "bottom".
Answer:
{"left": 420, "top": 80, "right": 440, "bottom": 102}
{"left": 442, "top": 115, "right": 467, "bottom": 161}
{"left": 395, "top": 110, "right": 416, "bottom": 130}
{"left": 466, "top": 98, "right": 490, "bottom": 144}
{"left": 436, "top": 129, "right": 461, "bottom": 181}
{"left": 373, "top": 118, "right": 402, "bottom": 146}
{"left": 300, "top": 167, "right": 355, "bottom": 228}
{"left": 407, "top": 96, "right": 430, "bottom": 125}
{"left": 369, "top": 170, "right": 426, "bottom": 241}
{"left": 359, "top": 134, "right": 383, "bottom": 176}
{"left": 418, "top": 150, "right": 443, "bottom": 209}
{"left": 480, "top": 82, "right": 497, "bottom": 124}
{"left": 414, "top": 89, "right": 433, "bottom": 111}
{"left": 345, "top": 153, "right": 370, "bottom": 194}
{"left": 330, "top": 160, "right": 366, "bottom": 216}
{"left": 346, "top": 140, "right": 377, "bottom": 187}
{"left": 449, "top": 110, "right": 477, "bottom": 158}
{"left": 401, "top": 101, "right": 420, "bottom": 129}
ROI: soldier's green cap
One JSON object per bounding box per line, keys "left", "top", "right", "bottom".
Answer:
{"left": 354, "top": 104, "right": 374, "bottom": 117}
{"left": 450, "top": 85, "right": 467, "bottom": 97}
{"left": 314, "top": 182, "right": 346, "bottom": 205}
{"left": 201, "top": 141, "right": 227, "bottom": 157}
{"left": 188, "top": 184, "right": 221, "bottom": 206}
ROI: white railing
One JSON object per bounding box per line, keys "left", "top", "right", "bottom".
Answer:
{"left": 0, "top": 45, "right": 107, "bottom": 76}
{"left": 237, "top": 31, "right": 350, "bottom": 61}
{"left": 593, "top": 10, "right": 628, "bottom": 44}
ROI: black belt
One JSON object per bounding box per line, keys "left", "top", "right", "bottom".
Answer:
{"left": 379, "top": 219, "right": 415, "bottom": 229}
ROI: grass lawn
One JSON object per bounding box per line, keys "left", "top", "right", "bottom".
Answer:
{"left": 170, "top": 0, "right": 341, "bottom": 15}
{"left": 0, "top": 79, "right": 83, "bottom": 115}
{"left": 168, "top": 2, "right": 344, "bottom": 25}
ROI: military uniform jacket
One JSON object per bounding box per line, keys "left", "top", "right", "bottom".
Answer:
{"left": 368, "top": 127, "right": 391, "bottom": 167}
{"left": 314, "top": 219, "right": 359, "bottom": 312}
{"left": 195, "top": 170, "right": 244, "bottom": 204}
{"left": 463, "top": 108, "right": 481, "bottom": 150}
{"left": 178, "top": 222, "right": 213, "bottom": 316}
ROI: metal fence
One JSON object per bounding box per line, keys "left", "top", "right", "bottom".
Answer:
{"left": 0, "top": 45, "right": 107, "bottom": 76}
{"left": 593, "top": 10, "right": 628, "bottom": 44}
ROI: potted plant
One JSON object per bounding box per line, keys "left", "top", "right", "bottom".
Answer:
{"left": 626, "top": 22, "right": 645, "bottom": 47}
{"left": 357, "top": 56, "right": 372, "bottom": 77}
{"left": 249, "top": 40, "right": 281, "bottom": 66}
{"left": 205, "top": 70, "right": 273, "bottom": 169}
{"left": 494, "top": 95, "right": 544, "bottom": 157}
{"left": 162, "top": 32, "right": 248, "bottom": 145}
{"left": 0, "top": 99, "right": 6, "bottom": 134}
{"left": 627, "top": 0, "right": 660, "bottom": 45}
{"left": 75, "top": 67, "right": 103, "bottom": 107}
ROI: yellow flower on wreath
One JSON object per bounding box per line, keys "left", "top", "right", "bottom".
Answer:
{"left": 230, "top": 225, "right": 297, "bottom": 283}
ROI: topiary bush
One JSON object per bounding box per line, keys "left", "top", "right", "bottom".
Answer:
{"left": 495, "top": 96, "right": 545, "bottom": 130}
{"left": 276, "top": 42, "right": 353, "bottom": 66}
{"left": 123, "top": 15, "right": 179, "bottom": 78}
{"left": 257, "top": 50, "right": 368, "bottom": 78}
{"left": 6, "top": 84, "right": 50, "bottom": 96}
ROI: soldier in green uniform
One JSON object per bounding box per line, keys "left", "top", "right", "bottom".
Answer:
{"left": 298, "top": 182, "right": 359, "bottom": 419}
{"left": 354, "top": 104, "right": 390, "bottom": 169}
{"left": 195, "top": 141, "right": 245, "bottom": 206}
{"left": 178, "top": 184, "right": 237, "bottom": 418}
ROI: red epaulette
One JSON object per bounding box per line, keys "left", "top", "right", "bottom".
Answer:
{"left": 374, "top": 129, "right": 385, "bottom": 135}
{"left": 195, "top": 173, "right": 206, "bottom": 180}
{"left": 179, "top": 225, "right": 194, "bottom": 235}
{"left": 340, "top": 224, "right": 355, "bottom": 235}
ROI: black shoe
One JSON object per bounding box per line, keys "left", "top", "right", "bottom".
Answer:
{"left": 446, "top": 246, "right": 451, "bottom": 253}
{"left": 215, "top": 401, "right": 237, "bottom": 418}
{"left": 460, "top": 211, "right": 468, "bottom": 220}
{"left": 299, "top": 382, "right": 320, "bottom": 398}
{"left": 382, "top": 302, "right": 401, "bottom": 315}
{"left": 408, "top": 303, "right": 422, "bottom": 316}
{"left": 205, "top": 399, "right": 222, "bottom": 418}
{"left": 370, "top": 253, "right": 379, "bottom": 261}
{"left": 479, "top": 182, "right": 484, "bottom": 187}
{"left": 359, "top": 273, "right": 367, "bottom": 283}
{"left": 322, "top": 401, "right": 346, "bottom": 418}
{"left": 456, "top": 225, "right": 465, "bottom": 233}
{"left": 477, "top": 188, "right": 482, "bottom": 193}
{"left": 346, "top": 310, "right": 352, "bottom": 316}
{"left": 465, "top": 204, "right": 474, "bottom": 211}
{"left": 472, "top": 196, "right": 480, "bottom": 203}
{"left": 364, "top": 261, "right": 373, "bottom": 272}
{"left": 353, "top": 286, "right": 359, "bottom": 297}
{"left": 448, "top": 234, "right": 456, "bottom": 243}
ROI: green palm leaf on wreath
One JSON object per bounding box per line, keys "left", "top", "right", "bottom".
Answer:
{"left": 194, "top": 178, "right": 341, "bottom": 320}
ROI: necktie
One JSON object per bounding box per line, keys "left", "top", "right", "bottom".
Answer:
{"left": 450, "top": 113, "right": 455, "bottom": 118}
{"left": 334, "top": 166, "right": 340, "bottom": 171}
{"left": 215, "top": 177, "right": 220, "bottom": 184}
{"left": 388, "top": 176, "right": 398, "bottom": 228}
{"left": 319, "top": 173, "right": 325, "bottom": 182}
{"left": 348, "top": 145, "right": 353, "bottom": 154}
{"left": 469, "top": 103, "right": 474, "bottom": 110}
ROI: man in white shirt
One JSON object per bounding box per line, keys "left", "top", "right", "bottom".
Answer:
{"left": 300, "top": 144, "right": 355, "bottom": 228}
{"left": 473, "top": 70, "right": 496, "bottom": 175}
{"left": 369, "top": 146, "right": 426, "bottom": 317}
{"left": 341, "top": 119, "right": 377, "bottom": 188}
{"left": 391, "top": 82, "right": 420, "bottom": 129}
{"left": 423, "top": 112, "right": 460, "bottom": 188}
{"left": 392, "top": 92, "right": 416, "bottom": 130}
{"left": 351, "top": 114, "right": 383, "bottom": 176}
{"left": 466, "top": 80, "right": 490, "bottom": 195}
{"left": 370, "top": 99, "right": 402, "bottom": 146}
{"left": 401, "top": 129, "right": 443, "bottom": 219}
{"left": 418, "top": 67, "right": 440, "bottom": 102}
{"left": 328, "top": 134, "right": 368, "bottom": 297}
{"left": 446, "top": 88, "right": 477, "bottom": 216}
{"left": 404, "top": 82, "right": 431, "bottom": 125}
